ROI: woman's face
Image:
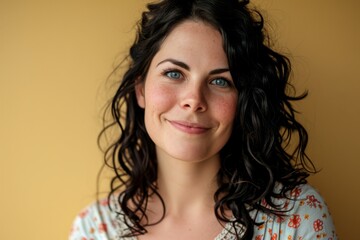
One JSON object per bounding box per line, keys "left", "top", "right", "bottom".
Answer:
{"left": 136, "top": 20, "right": 238, "bottom": 163}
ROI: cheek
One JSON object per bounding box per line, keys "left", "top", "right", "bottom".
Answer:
{"left": 214, "top": 95, "right": 238, "bottom": 123}
{"left": 145, "top": 84, "right": 176, "bottom": 112}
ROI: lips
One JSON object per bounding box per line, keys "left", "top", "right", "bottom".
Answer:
{"left": 168, "top": 120, "right": 210, "bottom": 134}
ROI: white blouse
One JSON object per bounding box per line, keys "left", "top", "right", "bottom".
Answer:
{"left": 69, "top": 184, "right": 337, "bottom": 239}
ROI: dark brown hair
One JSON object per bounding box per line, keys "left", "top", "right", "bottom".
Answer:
{"left": 99, "top": 0, "right": 315, "bottom": 238}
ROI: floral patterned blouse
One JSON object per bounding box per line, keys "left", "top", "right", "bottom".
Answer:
{"left": 69, "top": 184, "right": 337, "bottom": 239}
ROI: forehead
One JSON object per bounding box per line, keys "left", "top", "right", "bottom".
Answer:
{"left": 162, "top": 20, "right": 223, "bottom": 51}
{"left": 151, "top": 20, "right": 228, "bottom": 68}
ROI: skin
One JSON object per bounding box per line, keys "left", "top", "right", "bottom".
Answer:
{"left": 135, "top": 20, "right": 238, "bottom": 240}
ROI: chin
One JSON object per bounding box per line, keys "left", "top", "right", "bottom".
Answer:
{"left": 166, "top": 147, "right": 220, "bottom": 164}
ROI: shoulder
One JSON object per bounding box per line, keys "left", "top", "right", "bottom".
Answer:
{"left": 252, "top": 184, "right": 337, "bottom": 239}
{"left": 69, "top": 198, "right": 121, "bottom": 240}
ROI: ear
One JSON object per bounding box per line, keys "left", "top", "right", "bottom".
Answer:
{"left": 135, "top": 80, "right": 145, "bottom": 109}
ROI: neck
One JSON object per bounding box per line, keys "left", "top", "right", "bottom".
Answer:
{"left": 154, "top": 153, "right": 220, "bottom": 218}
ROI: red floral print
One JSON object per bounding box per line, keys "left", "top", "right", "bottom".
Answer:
{"left": 261, "top": 198, "right": 268, "bottom": 207}
{"left": 79, "top": 209, "right": 88, "bottom": 218}
{"left": 271, "top": 233, "right": 278, "bottom": 240}
{"left": 98, "top": 223, "right": 107, "bottom": 233}
{"left": 306, "top": 195, "right": 321, "bottom": 208}
{"left": 283, "top": 200, "right": 290, "bottom": 209}
{"left": 258, "top": 224, "right": 265, "bottom": 230}
{"left": 288, "top": 214, "right": 301, "bottom": 228}
{"left": 313, "top": 219, "right": 324, "bottom": 232}
{"left": 100, "top": 198, "right": 109, "bottom": 206}
{"left": 70, "top": 184, "right": 337, "bottom": 239}
{"left": 291, "top": 187, "right": 302, "bottom": 198}
{"left": 276, "top": 216, "right": 285, "bottom": 223}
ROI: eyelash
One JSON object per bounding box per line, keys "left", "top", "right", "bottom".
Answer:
{"left": 210, "top": 78, "right": 232, "bottom": 88}
{"left": 162, "top": 68, "right": 183, "bottom": 80}
{"left": 161, "top": 68, "right": 233, "bottom": 88}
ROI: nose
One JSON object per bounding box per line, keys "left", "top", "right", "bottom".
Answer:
{"left": 180, "top": 83, "right": 207, "bottom": 112}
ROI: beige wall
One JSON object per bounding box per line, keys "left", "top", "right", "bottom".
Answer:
{"left": 0, "top": 0, "right": 358, "bottom": 239}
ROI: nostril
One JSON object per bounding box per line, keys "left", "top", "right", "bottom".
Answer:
{"left": 182, "top": 102, "right": 206, "bottom": 112}
{"left": 180, "top": 91, "right": 207, "bottom": 112}
{"left": 184, "top": 103, "right": 191, "bottom": 108}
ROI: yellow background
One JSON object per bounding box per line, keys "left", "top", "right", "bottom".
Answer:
{"left": 1, "top": 0, "right": 359, "bottom": 239}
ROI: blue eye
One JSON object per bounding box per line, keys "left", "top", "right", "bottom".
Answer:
{"left": 165, "top": 71, "right": 182, "bottom": 79}
{"left": 211, "top": 78, "right": 230, "bottom": 87}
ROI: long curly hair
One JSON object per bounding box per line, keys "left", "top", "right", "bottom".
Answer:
{"left": 99, "top": 0, "right": 315, "bottom": 238}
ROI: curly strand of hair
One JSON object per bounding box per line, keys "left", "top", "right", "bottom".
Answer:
{"left": 96, "top": 0, "right": 317, "bottom": 239}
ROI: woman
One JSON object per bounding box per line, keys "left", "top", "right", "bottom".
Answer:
{"left": 70, "top": 0, "right": 336, "bottom": 239}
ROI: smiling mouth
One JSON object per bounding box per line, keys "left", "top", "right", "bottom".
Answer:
{"left": 168, "top": 120, "right": 210, "bottom": 134}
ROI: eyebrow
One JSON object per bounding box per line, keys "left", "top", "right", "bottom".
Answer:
{"left": 156, "top": 58, "right": 230, "bottom": 75}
